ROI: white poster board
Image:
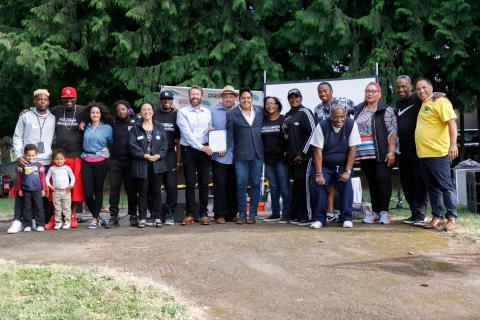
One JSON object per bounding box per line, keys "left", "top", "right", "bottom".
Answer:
{"left": 264, "top": 76, "right": 377, "bottom": 114}
{"left": 159, "top": 85, "right": 264, "bottom": 110}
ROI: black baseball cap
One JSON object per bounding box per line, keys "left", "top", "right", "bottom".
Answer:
{"left": 160, "top": 90, "right": 174, "bottom": 99}
{"left": 287, "top": 88, "right": 302, "bottom": 98}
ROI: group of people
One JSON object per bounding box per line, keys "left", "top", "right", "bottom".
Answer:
{"left": 7, "top": 75, "right": 459, "bottom": 234}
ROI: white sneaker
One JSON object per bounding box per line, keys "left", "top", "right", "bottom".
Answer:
{"left": 36, "top": 226, "right": 45, "bottom": 232}
{"left": 62, "top": 223, "right": 71, "bottom": 230}
{"left": 23, "top": 226, "right": 32, "bottom": 232}
{"left": 54, "top": 222, "right": 63, "bottom": 230}
{"left": 310, "top": 221, "right": 323, "bottom": 229}
{"left": 343, "top": 221, "right": 353, "bottom": 228}
{"left": 7, "top": 220, "right": 23, "bottom": 234}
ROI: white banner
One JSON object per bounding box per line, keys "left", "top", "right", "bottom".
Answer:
{"left": 159, "top": 85, "right": 264, "bottom": 110}
{"left": 265, "top": 76, "right": 377, "bottom": 114}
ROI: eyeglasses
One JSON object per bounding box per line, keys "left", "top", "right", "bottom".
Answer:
{"left": 365, "top": 90, "right": 378, "bottom": 94}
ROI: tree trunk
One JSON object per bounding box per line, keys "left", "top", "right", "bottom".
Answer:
{"left": 0, "top": 136, "right": 13, "bottom": 164}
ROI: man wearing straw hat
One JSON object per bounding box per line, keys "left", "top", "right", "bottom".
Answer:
{"left": 210, "top": 85, "right": 239, "bottom": 224}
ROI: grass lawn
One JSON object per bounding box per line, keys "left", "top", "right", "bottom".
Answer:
{"left": 0, "top": 260, "right": 193, "bottom": 320}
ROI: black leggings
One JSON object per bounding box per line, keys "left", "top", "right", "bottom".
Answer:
{"left": 82, "top": 159, "right": 109, "bottom": 219}
{"left": 360, "top": 159, "right": 392, "bottom": 213}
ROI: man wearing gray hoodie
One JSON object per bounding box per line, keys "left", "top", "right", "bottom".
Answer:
{"left": 7, "top": 89, "right": 56, "bottom": 233}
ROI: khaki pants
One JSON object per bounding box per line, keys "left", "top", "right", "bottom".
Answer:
{"left": 52, "top": 189, "right": 72, "bottom": 223}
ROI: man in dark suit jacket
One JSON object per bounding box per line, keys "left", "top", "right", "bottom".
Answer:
{"left": 226, "top": 87, "right": 264, "bottom": 224}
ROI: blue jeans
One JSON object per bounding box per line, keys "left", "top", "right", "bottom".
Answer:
{"left": 265, "top": 161, "right": 291, "bottom": 215}
{"left": 235, "top": 158, "right": 263, "bottom": 217}
{"left": 311, "top": 165, "right": 353, "bottom": 225}
{"left": 419, "top": 156, "right": 457, "bottom": 219}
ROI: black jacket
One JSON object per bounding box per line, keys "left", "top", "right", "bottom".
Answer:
{"left": 111, "top": 116, "right": 135, "bottom": 160}
{"left": 282, "top": 106, "right": 316, "bottom": 160}
{"left": 354, "top": 100, "right": 391, "bottom": 162}
{"left": 129, "top": 120, "right": 168, "bottom": 179}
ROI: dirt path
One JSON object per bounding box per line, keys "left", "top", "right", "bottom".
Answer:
{"left": 1, "top": 217, "right": 479, "bottom": 320}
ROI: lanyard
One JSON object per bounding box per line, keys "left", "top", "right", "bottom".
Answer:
{"left": 35, "top": 112, "right": 47, "bottom": 142}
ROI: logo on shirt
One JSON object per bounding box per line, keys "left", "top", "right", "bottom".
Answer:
{"left": 423, "top": 106, "right": 430, "bottom": 113}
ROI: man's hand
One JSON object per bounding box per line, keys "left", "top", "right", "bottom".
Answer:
{"left": 150, "top": 154, "right": 161, "bottom": 162}
{"left": 18, "top": 190, "right": 23, "bottom": 197}
{"left": 20, "top": 108, "right": 29, "bottom": 115}
{"left": 17, "top": 156, "right": 27, "bottom": 167}
{"left": 144, "top": 154, "right": 153, "bottom": 162}
{"left": 48, "top": 185, "right": 55, "bottom": 191}
{"left": 41, "top": 190, "right": 45, "bottom": 197}
{"left": 448, "top": 145, "right": 458, "bottom": 160}
{"left": 293, "top": 155, "right": 303, "bottom": 166}
{"left": 385, "top": 152, "right": 395, "bottom": 167}
{"left": 218, "top": 151, "right": 225, "bottom": 157}
{"left": 78, "top": 121, "right": 86, "bottom": 131}
{"left": 339, "top": 171, "right": 350, "bottom": 183}
{"left": 201, "top": 146, "right": 212, "bottom": 156}
{"left": 315, "top": 174, "right": 325, "bottom": 186}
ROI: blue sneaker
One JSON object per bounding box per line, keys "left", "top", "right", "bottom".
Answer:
{"left": 379, "top": 211, "right": 391, "bottom": 225}
{"left": 362, "top": 212, "right": 380, "bottom": 224}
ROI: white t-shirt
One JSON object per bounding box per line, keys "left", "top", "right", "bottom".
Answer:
{"left": 310, "top": 122, "right": 362, "bottom": 149}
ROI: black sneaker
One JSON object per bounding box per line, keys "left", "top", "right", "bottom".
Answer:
{"left": 297, "top": 219, "right": 312, "bottom": 226}
{"left": 289, "top": 218, "right": 299, "bottom": 224}
{"left": 403, "top": 216, "right": 415, "bottom": 224}
{"left": 145, "top": 216, "right": 155, "bottom": 226}
{"left": 413, "top": 219, "right": 426, "bottom": 227}
{"left": 105, "top": 218, "right": 120, "bottom": 229}
{"left": 278, "top": 216, "right": 289, "bottom": 224}
{"left": 129, "top": 216, "right": 138, "bottom": 227}
{"left": 264, "top": 214, "right": 281, "bottom": 222}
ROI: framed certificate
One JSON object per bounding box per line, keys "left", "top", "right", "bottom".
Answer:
{"left": 209, "top": 130, "right": 227, "bottom": 153}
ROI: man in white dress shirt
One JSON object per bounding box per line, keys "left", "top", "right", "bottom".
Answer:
{"left": 176, "top": 85, "right": 213, "bottom": 225}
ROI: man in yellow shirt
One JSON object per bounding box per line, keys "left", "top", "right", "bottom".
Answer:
{"left": 415, "top": 78, "right": 458, "bottom": 231}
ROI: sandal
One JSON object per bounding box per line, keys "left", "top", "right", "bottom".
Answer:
{"left": 138, "top": 220, "right": 146, "bottom": 228}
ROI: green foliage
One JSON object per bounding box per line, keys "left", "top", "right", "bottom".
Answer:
{"left": 0, "top": 0, "right": 478, "bottom": 137}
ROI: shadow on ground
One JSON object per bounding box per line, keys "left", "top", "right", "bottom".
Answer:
{"left": 1, "top": 216, "right": 480, "bottom": 320}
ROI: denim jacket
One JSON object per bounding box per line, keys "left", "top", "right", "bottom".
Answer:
{"left": 81, "top": 122, "right": 113, "bottom": 159}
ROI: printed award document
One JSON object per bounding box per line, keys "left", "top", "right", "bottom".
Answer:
{"left": 209, "top": 130, "right": 227, "bottom": 153}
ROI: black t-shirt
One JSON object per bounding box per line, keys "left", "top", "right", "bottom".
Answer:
{"left": 261, "top": 115, "right": 286, "bottom": 164}
{"left": 396, "top": 93, "right": 422, "bottom": 154}
{"left": 51, "top": 105, "right": 86, "bottom": 158}
{"left": 153, "top": 109, "right": 179, "bottom": 151}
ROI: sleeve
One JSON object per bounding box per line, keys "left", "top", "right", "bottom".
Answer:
{"left": 384, "top": 107, "right": 398, "bottom": 139}
{"left": 46, "top": 167, "right": 53, "bottom": 188}
{"left": 349, "top": 122, "right": 363, "bottom": 146}
{"left": 12, "top": 115, "right": 26, "bottom": 159}
{"left": 176, "top": 109, "right": 203, "bottom": 150}
{"left": 66, "top": 166, "right": 76, "bottom": 187}
{"left": 39, "top": 164, "right": 47, "bottom": 191}
{"left": 301, "top": 110, "right": 316, "bottom": 156}
{"left": 437, "top": 98, "right": 457, "bottom": 123}
{"left": 106, "top": 125, "right": 113, "bottom": 144}
{"left": 157, "top": 125, "right": 168, "bottom": 160}
{"left": 346, "top": 99, "right": 355, "bottom": 117}
{"left": 226, "top": 112, "right": 235, "bottom": 156}
{"left": 310, "top": 124, "right": 324, "bottom": 149}
{"left": 129, "top": 127, "right": 147, "bottom": 159}
{"left": 16, "top": 166, "right": 23, "bottom": 188}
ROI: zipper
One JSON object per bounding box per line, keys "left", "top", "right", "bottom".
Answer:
{"left": 372, "top": 110, "right": 380, "bottom": 160}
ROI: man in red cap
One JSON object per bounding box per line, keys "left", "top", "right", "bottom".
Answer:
{"left": 47, "top": 86, "right": 86, "bottom": 229}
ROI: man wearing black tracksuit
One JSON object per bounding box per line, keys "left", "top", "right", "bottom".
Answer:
{"left": 107, "top": 100, "right": 138, "bottom": 227}
{"left": 153, "top": 90, "right": 180, "bottom": 224}
{"left": 282, "top": 88, "right": 316, "bottom": 225}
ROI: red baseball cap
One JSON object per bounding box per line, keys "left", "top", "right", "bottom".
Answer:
{"left": 61, "top": 86, "right": 77, "bottom": 98}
